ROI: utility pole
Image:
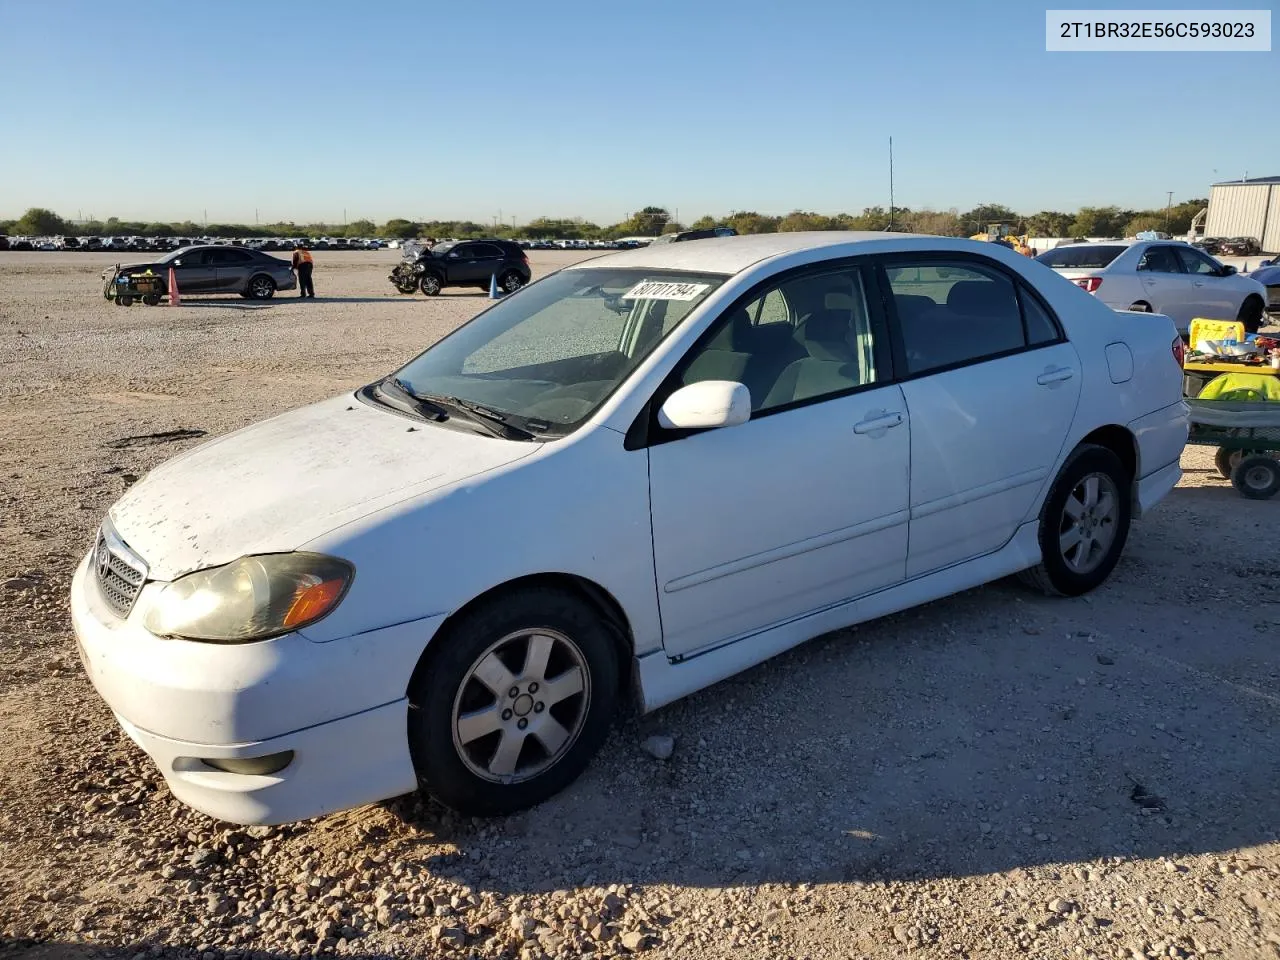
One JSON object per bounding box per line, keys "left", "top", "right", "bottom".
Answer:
{"left": 1165, "top": 192, "right": 1173, "bottom": 231}
{"left": 255, "top": 208, "right": 259, "bottom": 225}
{"left": 888, "top": 136, "right": 895, "bottom": 232}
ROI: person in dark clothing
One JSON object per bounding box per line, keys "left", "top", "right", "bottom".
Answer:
{"left": 292, "top": 244, "right": 315, "bottom": 298}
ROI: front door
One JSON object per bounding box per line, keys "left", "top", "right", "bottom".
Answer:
{"left": 443, "top": 243, "right": 484, "bottom": 284}
{"left": 647, "top": 263, "right": 910, "bottom": 659}
{"left": 878, "top": 258, "right": 1082, "bottom": 577}
{"left": 171, "top": 249, "right": 217, "bottom": 293}
{"left": 1175, "top": 245, "right": 1236, "bottom": 321}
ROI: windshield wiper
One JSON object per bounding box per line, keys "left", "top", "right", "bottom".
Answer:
{"left": 416, "top": 393, "right": 539, "bottom": 441}
{"left": 376, "top": 376, "right": 449, "bottom": 421}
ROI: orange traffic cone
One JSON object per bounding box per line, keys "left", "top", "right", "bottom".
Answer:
{"left": 168, "top": 266, "right": 181, "bottom": 306}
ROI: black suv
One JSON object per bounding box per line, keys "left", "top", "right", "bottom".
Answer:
{"left": 389, "top": 239, "right": 531, "bottom": 296}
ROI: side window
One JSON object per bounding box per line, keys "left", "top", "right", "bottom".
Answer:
{"left": 750, "top": 288, "right": 790, "bottom": 326}
{"left": 1137, "top": 246, "right": 1182, "bottom": 273}
{"left": 211, "top": 249, "right": 252, "bottom": 265}
{"left": 1019, "top": 288, "right": 1062, "bottom": 346}
{"left": 470, "top": 243, "right": 503, "bottom": 258}
{"left": 679, "top": 267, "right": 878, "bottom": 414}
{"left": 448, "top": 244, "right": 472, "bottom": 258}
{"left": 883, "top": 261, "right": 1025, "bottom": 375}
{"left": 1174, "top": 247, "right": 1219, "bottom": 275}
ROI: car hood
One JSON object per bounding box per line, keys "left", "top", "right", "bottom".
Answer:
{"left": 1247, "top": 264, "right": 1280, "bottom": 284}
{"left": 108, "top": 393, "right": 539, "bottom": 581}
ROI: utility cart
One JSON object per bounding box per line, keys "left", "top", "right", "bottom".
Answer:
{"left": 102, "top": 266, "right": 164, "bottom": 306}
{"left": 1187, "top": 398, "right": 1280, "bottom": 499}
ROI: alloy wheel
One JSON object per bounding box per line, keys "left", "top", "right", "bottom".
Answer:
{"left": 1058, "top": 472, "right": 1120, "bottom": 574}
{"left": 451, "top": 628, "right": 590, "bottom": 783}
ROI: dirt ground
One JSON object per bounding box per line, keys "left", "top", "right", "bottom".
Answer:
{"left": 1, "top": 249, "right": 1279, "bottom": 960}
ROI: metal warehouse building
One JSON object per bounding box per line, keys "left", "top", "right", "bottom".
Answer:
{"left": 1206, "top": 176, "right": 1280, "bottom": 252}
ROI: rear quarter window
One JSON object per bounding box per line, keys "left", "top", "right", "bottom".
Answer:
{"left": 1036, "top": 246, "right": 1126, "bottom": 269}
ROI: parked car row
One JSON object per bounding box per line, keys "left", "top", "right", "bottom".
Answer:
{"left": 0, "top": 235, "right": 389, "bottom": 252}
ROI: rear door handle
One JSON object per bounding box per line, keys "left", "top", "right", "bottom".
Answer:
{"left": 1036, "top": 367, "right": 1075, "bottom": 385}
{"left": 852, "top": 411, "right": 904, "bottom": 435}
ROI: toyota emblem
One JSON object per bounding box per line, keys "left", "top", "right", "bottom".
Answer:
{"left": 96, "top": 541, "right": 111, "bottom": 580}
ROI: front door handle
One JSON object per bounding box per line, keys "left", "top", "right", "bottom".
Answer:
{"left": 1192, "top": 280, "right": 1205, "bottom": 287}
{"left": 853, "top": 411, "right": 904, "bottom": 435}
{"left": 1036, "top": 366, "right": 1075, "bottom": 386}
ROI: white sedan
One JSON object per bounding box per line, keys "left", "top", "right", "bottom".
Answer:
{"left": 71, "top": 233, "right": 1189, "bottom": 825}
{"left": 1035, "top": 239, "right": 1268, "bottom": 335}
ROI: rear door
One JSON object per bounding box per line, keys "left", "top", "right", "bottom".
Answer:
{"left": 467, "top": 243, "right": 507, "bottom": 285}
{"left": 878, "top": 257, "right": 1082, "bottom": 577}
{"left": 209, "top": 248, "right": 255, "bottom": 292}
{"left": 1136, "top": 245, "right": 1194, "bottom": 328}
{"left": 1174, "top": 245, "right": 1237, "bottom": 321}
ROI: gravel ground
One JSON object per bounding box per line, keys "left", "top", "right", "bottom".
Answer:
{"left": 1, "top": 250, "right": 1279, "bottom": 960}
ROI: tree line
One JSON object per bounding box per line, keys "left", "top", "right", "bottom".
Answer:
{"left": 3, "top": 201, "right": 1208, "bottom": 243}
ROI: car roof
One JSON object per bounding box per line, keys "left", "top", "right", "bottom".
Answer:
{"left": 574, "top": 231, "right": 942, "bottom": 275}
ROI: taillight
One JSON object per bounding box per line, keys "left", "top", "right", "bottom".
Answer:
{"left": 1172, "top": 336, "right": 1186, "bottom": 367}
{"left": 1073, "top": 276, "right": 1103, "bottom": 294}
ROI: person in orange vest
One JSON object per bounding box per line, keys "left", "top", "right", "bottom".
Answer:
{"left": 292, "top": 244, "right": 315, "bottom": 298}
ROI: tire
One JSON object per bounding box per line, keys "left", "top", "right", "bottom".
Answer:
{"left": 1018, "top": 444, "right": 1132, "bottom": 597}
{"left": 499, "top": 270, "right": 525, "bottom": 294}
{"left": 1214, "top": 446, "right": 1267, "bottom": 479}
{"left": 408, "top": 586, "right": 619, "bottom": 816}
{"left": 143, "top": 294, "right": 160, "bottom": 306}
{"left": 1128, "top": 301, "right": 1152, "bottom": 312}
{"left": 394, "top": 281, "right": 419, "bottom": 295}
{"left": 1231, "top": 455, "right": 1280, "bottom": 500}
{"left": 119, "top": 295, "right": 133, "bottom": 307}
{"left": 1237, "top": 296, "right": 1265, "bottom": 335}
{"left": 420, "top": 273, "right": 443, "bottom": 296}
{"left": 247, "top": 274, "right": 276, "bottom": 300}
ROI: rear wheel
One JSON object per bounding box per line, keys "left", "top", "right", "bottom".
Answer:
{"left": 499, "top": 270, "right": 525, "bottom": 294}
{"left": 420, "top": 273, "right": 443, "bottom": 296}
{"left": 247, "top": 274, "right": 276, "bottom": 300}
{"left": 1237, "top": 296, "right": 1264, "bottom": 335}
{"left": 1231, "top": 455, "right": 1280, "bottom": 500}
{"left": 408, "top": 586, "right": 619, "bottom": 816}
{"left": 1018, "top": 444, "right": 1131, "bottom": 597}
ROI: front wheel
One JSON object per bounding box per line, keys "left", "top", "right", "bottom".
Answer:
{"left": 408, "top": 586, "right": 619, "bottom": 816}
{"left": 247, "top": 275, "right": 276, "bottom": 300}
{"left": 420, "top": 273, "right": 443, "bottom": 296}
{"left": 1018, "top": 444, "right": 1132, "bottom": 597}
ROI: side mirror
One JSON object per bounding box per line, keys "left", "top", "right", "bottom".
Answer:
{"left": 658, "top": 381, "right": 751, "bottom": 431}
{"left": 172, "top": 259, "right": 182, "bottom": 266}
{"left": 1220, "top": 264, "right": 1237, "bottom": 276}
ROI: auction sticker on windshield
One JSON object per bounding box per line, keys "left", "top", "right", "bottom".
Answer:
{"left": 621, "top": 280, "right": 711, "bottom": 301}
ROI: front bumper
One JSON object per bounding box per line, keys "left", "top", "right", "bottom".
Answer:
{"left": 71, "top": 552, "right": 438, "bottom": 824}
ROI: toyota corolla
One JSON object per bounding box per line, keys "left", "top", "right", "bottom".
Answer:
{"left": 72, "top": 233, "right": 1189, "bottom": 825}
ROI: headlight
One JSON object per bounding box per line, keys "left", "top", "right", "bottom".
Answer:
{"left": 143, "top": 553, "right": 353, "bottom": 643}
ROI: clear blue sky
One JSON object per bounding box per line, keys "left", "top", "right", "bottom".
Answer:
{"left": 0, "top": 0, "right": 1274, "bottom": 226}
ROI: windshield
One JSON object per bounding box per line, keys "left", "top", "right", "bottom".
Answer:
{"left": 1035, "top": 245, "right": 1126, "bottom": 269}
{"left": 387, "top": 267, "right": 726, "bottom": 435}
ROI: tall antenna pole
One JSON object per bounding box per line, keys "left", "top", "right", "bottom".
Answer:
{"left": 888, "top": 136, "right": 895, "bottom": 232}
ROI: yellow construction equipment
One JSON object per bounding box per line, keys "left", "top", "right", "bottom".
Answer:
{"left": 970, "top": 223, "right": 1034, "bottom": 256}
